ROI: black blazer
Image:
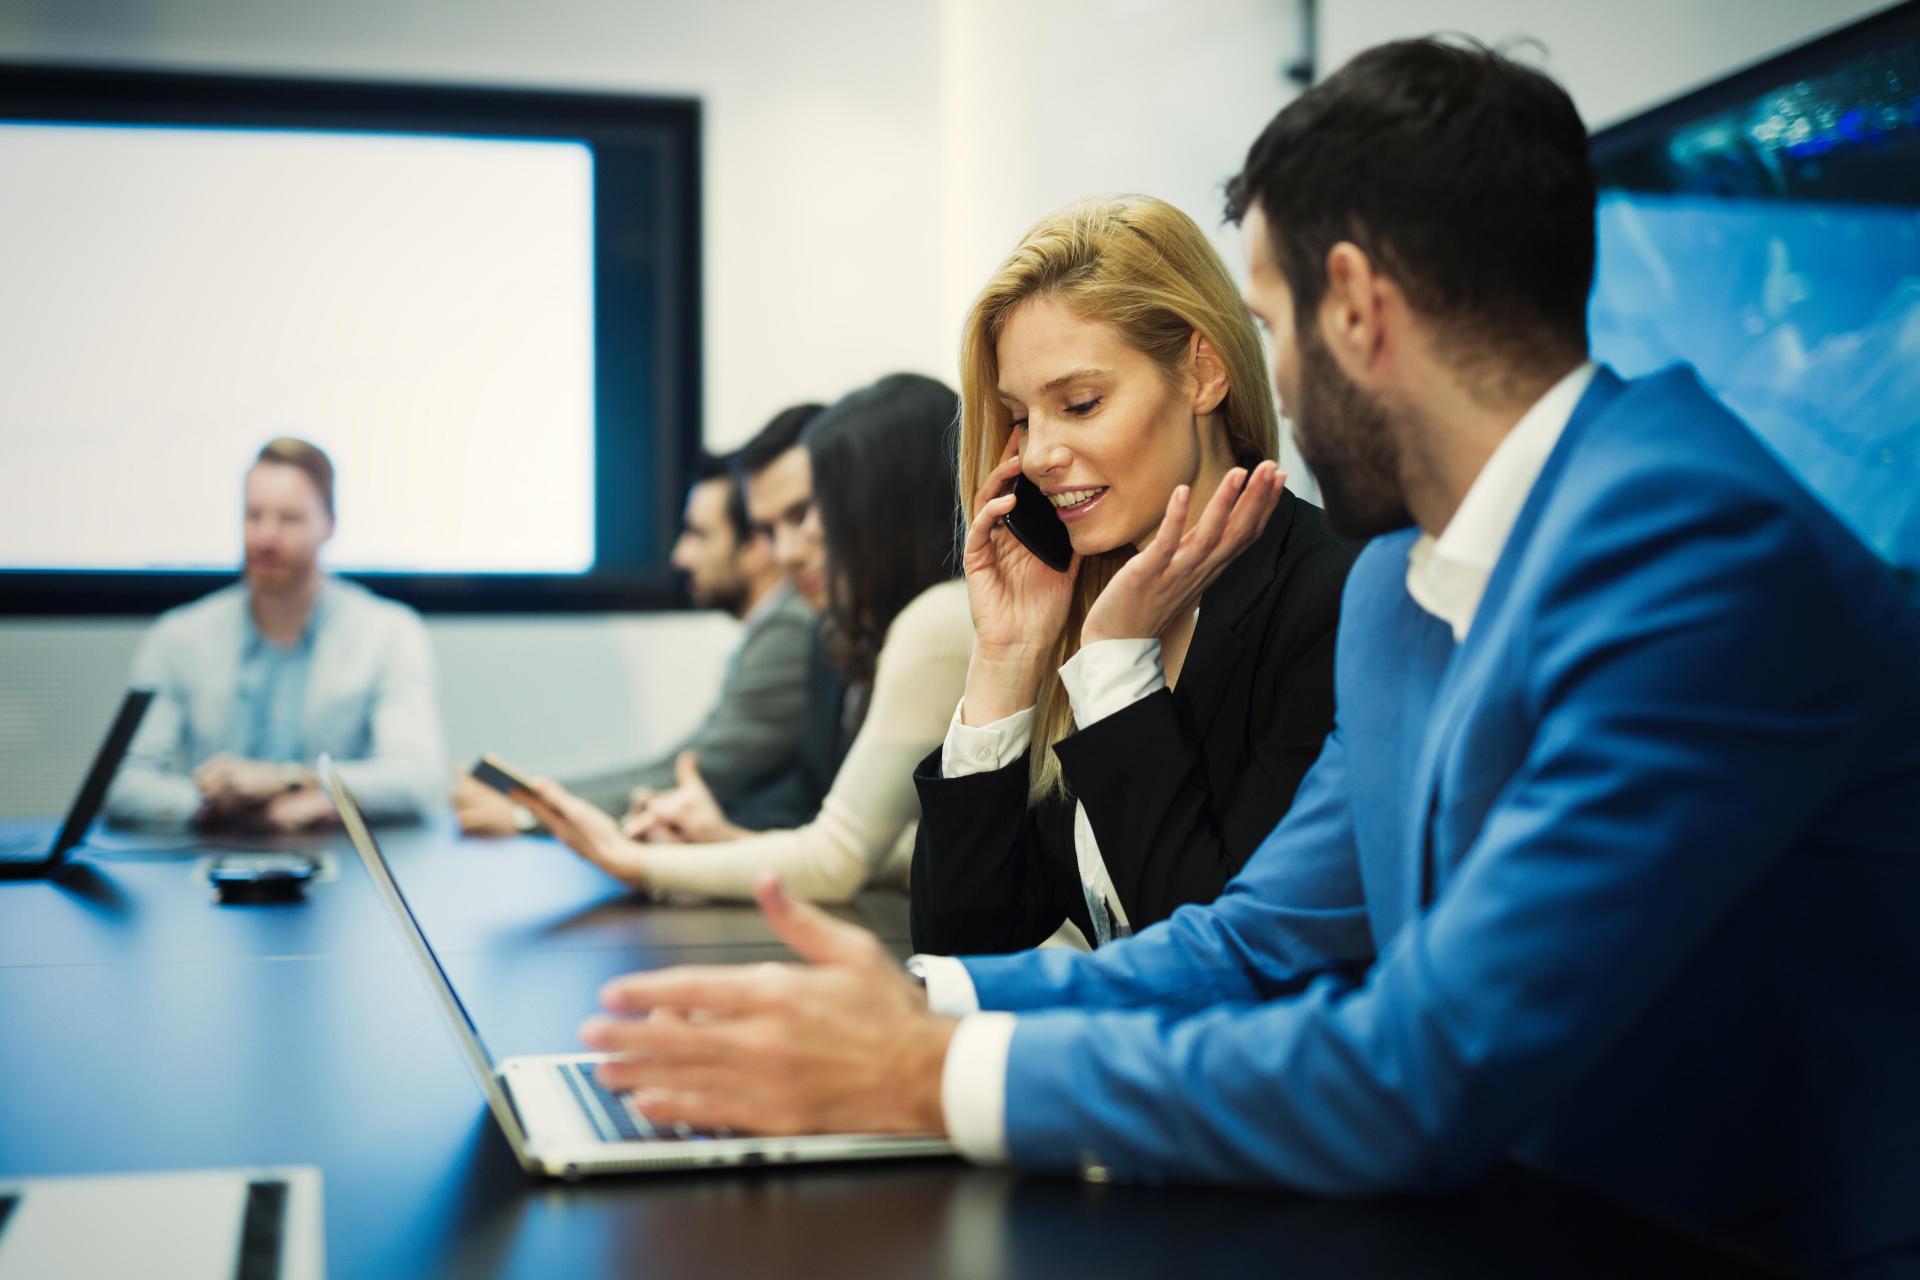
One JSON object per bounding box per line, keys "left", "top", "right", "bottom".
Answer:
{"left": 909, "top": 490, "right": 1354, "bottom": 954}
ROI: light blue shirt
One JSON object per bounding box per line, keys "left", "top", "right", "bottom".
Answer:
{"left": 107, "top": 577, "right": 444, "bottom": 828}
{"left": 224, "top": 592, "right": 324, "bottom": 764}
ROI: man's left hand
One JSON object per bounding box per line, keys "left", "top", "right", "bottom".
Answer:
{"left": 258, "top": 785, "right": 337, "bottom": 832}
{"left": 580, "top": 875, "right": 956, "bottom": 1137}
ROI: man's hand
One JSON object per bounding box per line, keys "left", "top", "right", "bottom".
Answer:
{"left": 622, "top": 753, "right": 748, "bottom": 844}
{"left": 258, "top": 785, "right": 337, "bottom": 832}
{"left": 520, "top": 779, "right": 652, "bottom": 887}
{"left": 1080, "top": 461, "right": 1284, "bottom": 645}
{"left": 452, "top": 773, "right": 523, "bottom": 837}
{"left": 194, "top": 753, "right": 291, "bottom": 812}
{"left": 580, "top": 875, "right": 955, "bottom": 1137}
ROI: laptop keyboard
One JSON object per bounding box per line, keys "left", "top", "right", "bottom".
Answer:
{"left": 557, "top": 1061, "right": 721, "bottom": 1145}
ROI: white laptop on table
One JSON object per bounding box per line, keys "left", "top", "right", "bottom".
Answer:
{"left": 316, "top": 755, "right": 952, "bottom": 1179}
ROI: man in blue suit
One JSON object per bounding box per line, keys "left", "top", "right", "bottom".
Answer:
{"left": 575, "top": 39, "right": 1920, "bottom": 1273}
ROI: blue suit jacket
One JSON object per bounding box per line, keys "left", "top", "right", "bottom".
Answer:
{"left": 957, "top": 366, "right": 1920, "bottom": 1272}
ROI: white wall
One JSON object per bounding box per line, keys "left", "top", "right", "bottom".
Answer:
{"left": 1318, "top": 0, "right": 1900, "bottom": 130}
{"left": 0, "top": 613, "right": 740, "bottom": 816}
{"left": 0, "top": 0, "right": 1308, "bottom": 814}
{"left": 937, "top": 0, "right": 1318, "bottom": 491}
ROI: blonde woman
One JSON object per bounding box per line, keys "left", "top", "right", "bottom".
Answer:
{"left": 909, "top": 196, "right": 1353, "bottom": 955}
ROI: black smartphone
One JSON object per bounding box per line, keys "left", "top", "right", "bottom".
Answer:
{"left": 209, "top": 851, "right": 317, "bottom": 903}
{"left": 1002, "top": 473, "right": 1075, "bottom": 572}
{"left": 471, "top": 753, "right": 538, "bottom": 798}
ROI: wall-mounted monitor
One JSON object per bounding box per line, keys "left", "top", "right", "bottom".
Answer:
{"left": 1589, "top": 0, "right": 1919, "bottom": 594}
{"left": 0, "top": 65, "right": 701, "bottom": 613}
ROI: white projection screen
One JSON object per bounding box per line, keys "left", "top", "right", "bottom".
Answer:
{"left": 0, "top": 124, "right": 596, "bottom": 574}
{"left": 0, "top": 66, "right": 702, "bottom": 613}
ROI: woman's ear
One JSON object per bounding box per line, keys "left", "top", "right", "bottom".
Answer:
{"left": 1189, "top": 331, "right": 1230, "bottom": 416}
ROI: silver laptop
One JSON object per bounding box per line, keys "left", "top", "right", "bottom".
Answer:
{"left": 316, "top": 755, "right": 952, "bottom": 1179}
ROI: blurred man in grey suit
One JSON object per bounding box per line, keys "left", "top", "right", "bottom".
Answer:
{"left": 454, "top": 409, "right": 822, "bottom": 836}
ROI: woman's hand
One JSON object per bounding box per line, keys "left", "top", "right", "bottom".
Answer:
{"left": 1081, "top": 461, "right": 1284, "bottom": 646}
{"left": 623, "top": 753, "right": 749, "bottom": 844}
{"left": 517, "top": 779, "right": 651, "bottom": 888}
{"left": 961, "top": 439, "right": 1080, "bottom": 724}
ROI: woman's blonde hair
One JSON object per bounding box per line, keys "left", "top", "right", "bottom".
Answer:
{"left": 957, "top": 194, "right": 1280, "bottom": 801}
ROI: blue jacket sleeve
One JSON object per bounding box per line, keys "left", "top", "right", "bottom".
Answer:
{"left": 993, "top": 480, "right": 1877, "bottom": 1191}
{"left": 959, "top": 722, "right": 1373, "bottom": 1016}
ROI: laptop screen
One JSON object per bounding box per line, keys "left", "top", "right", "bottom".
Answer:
{"left": 51, "top": 688, "right": 154, "bottom": 859}
{"left": 316, "top": 756, "right": 530, "bottom": 1151}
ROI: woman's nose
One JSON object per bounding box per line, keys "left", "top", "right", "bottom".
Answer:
{"left": 1023, "top": 420, "right": 1072, "bottom": 475}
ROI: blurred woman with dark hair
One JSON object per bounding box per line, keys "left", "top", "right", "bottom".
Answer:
{"left": 524, "top": 373, "right": 974, "bottom": 903}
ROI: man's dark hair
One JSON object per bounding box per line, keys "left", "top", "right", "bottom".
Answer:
{"left": 737, "top": 403, "right": 826, "bottom": 479}
{"left": 732, "top": 403, "right": 826, "bottom": 543}
{"left": 805, "top": 373, "right": 961, "bottom": 685}
{"left": 687, "top": 451, "right": 752, "bottom": 543}
{"left": 1225, "top": 37, "right": 1595, "bottom": 376}
{"left": 254, "top": 436, "right": 335, "bottom": 518}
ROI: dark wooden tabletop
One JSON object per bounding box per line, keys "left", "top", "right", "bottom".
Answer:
{"left": 0, "top": 820, "right": 1784, "bottom": 1278}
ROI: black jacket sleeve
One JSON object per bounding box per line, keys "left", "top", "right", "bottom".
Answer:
{"left": 1053, "top": 545, "right": 1346, "bottom": 933}
{"left": 909, "top": 745, "right": 1080, "bottom": 955}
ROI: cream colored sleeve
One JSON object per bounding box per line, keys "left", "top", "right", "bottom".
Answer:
{"left": 635, "top": 580, "right": 973, "bottom": 903}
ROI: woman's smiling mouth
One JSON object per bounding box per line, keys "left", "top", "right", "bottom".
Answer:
{"left": 1046, "top": 485, "right": 1109, "bottom": 522}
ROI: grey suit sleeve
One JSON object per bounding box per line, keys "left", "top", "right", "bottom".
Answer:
{"left": 329, "top": 610, "right": 446, "bottom": 821}
{"left": 104, "top": 621, "right": 204, "bottom": 829}
{"left": 568, "top": 603, "right": 814, "bottom": 818}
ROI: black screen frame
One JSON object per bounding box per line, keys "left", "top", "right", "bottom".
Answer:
{"left": 1589, "top": 0, "right": 1919, "bottom": 178}
{"left": 0, "top": 62, "right": 703, "bottom": 616}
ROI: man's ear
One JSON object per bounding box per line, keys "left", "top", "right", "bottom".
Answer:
{"left": 1188, "top": 330, "right": 1230, "bottom": 416}
{"left": 1319, "top": 242, "right": 1386, "bottom": 377}
{"left": 737, "top": 528, "right": 773, "bottom": 576}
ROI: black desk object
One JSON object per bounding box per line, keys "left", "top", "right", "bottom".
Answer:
{"left": 0, "top": 823, "right": 1784, "bottom": 1278}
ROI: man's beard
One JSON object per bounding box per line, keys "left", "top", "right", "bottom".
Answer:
{"left": 691, "top": 575, "right": 748, "bottom": 615}
{"left": 244, "top": 554, "right": 313, "bottom": 590}
{"left": 1292, "top": 326, "right": 1413, "bottom": 541}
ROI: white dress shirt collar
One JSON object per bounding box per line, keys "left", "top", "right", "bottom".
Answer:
{"left": 1405, "top": 361, "right": 1597, "bottom": 641}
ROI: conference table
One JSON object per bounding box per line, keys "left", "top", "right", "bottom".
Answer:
{"left": 0, "top": 820, "right": 1787, "bottom": 1278}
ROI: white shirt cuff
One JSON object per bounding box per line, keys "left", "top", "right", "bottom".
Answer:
{"left": 940, "top": 1011, "right": 1018, "bottom": 1163}
{"left": 906, "top": 954, "right": 981, "bottom": 1014}
{"left": 1060, "top": 637, "right": 1165, "bottom": 727}
{"left": 940, "top": 699, "right": 1034, "bottom": 778}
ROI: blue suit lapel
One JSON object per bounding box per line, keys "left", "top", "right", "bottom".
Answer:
{"left": 1398, "top": 368, "right": 1628, "bottom": 923}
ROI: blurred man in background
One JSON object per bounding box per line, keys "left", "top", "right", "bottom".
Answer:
{"left": 107, "top": 437, "right": 444, "bottom": 830}
{"left": 455, "top": 409, "right": 821, "bottom": 837}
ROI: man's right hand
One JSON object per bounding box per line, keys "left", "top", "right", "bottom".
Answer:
{"left": 961, "top": 440, "right": 1080, "bottom": 725}
{"left": 452, "top": 773, "right": 523, "bottom": 837}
